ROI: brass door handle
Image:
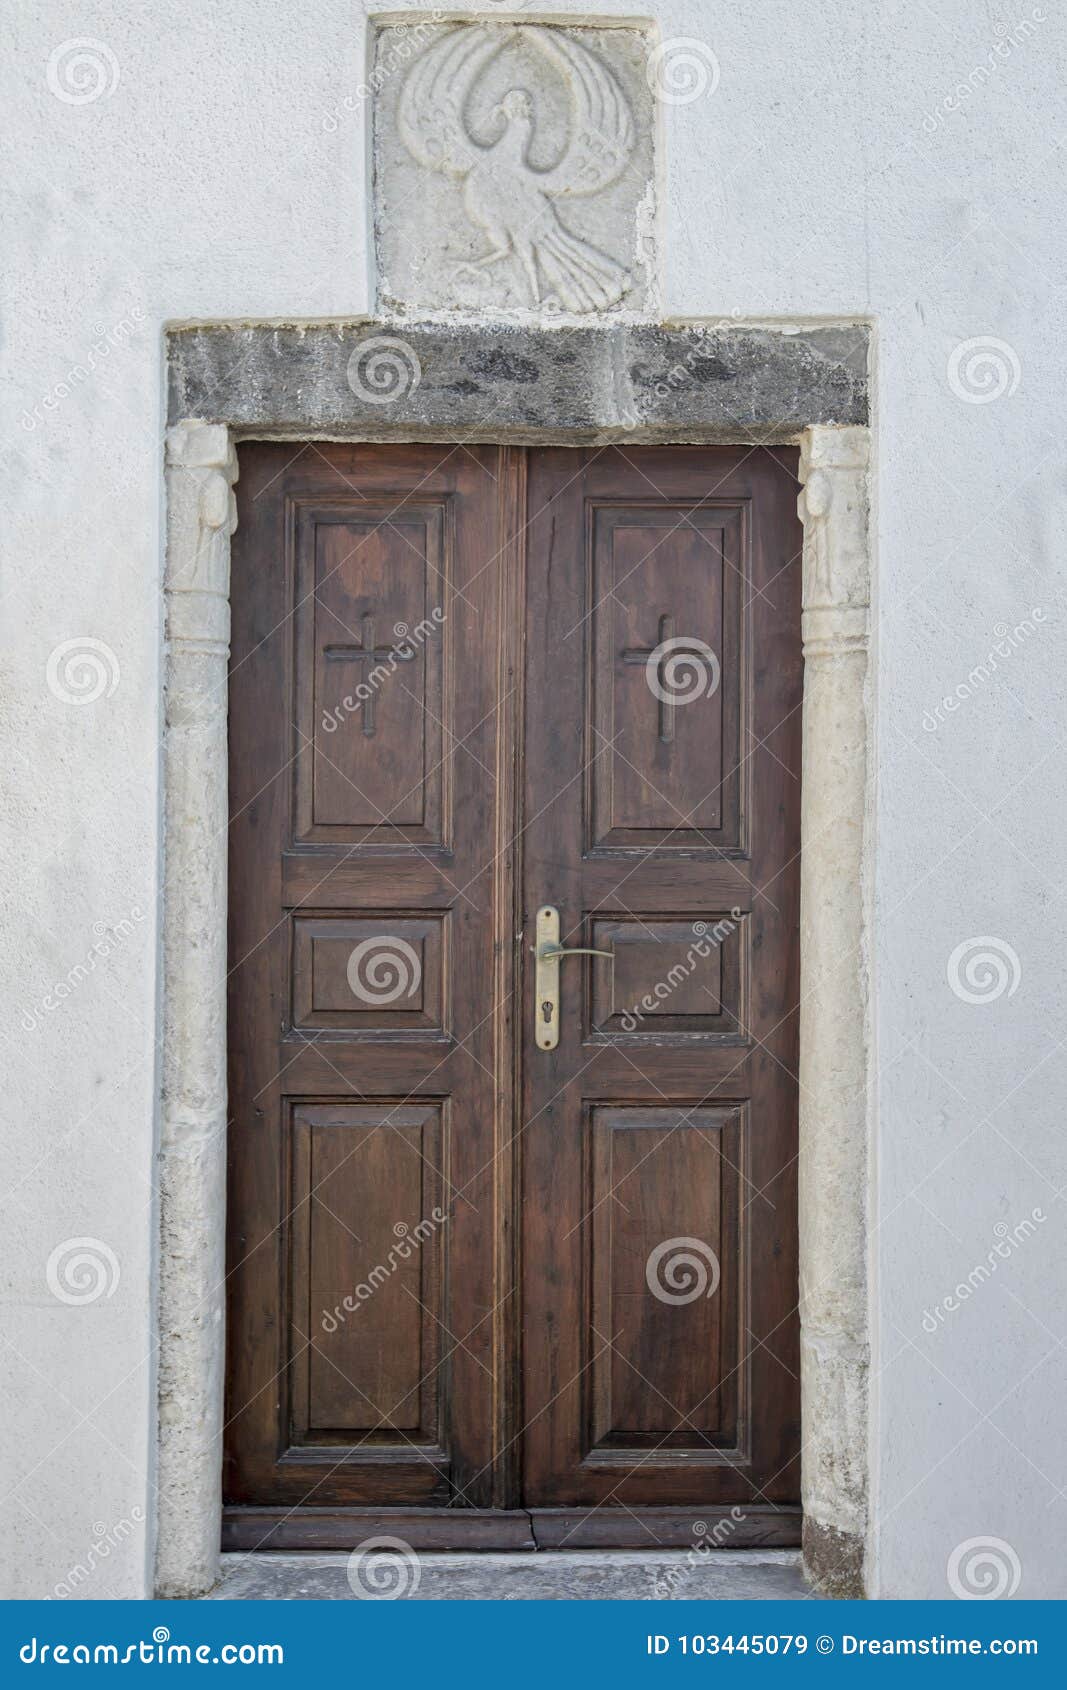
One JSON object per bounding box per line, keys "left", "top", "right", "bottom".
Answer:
{"left": 533, "top": 906, "right": 613, "bottom": 1051}
{"left": 537, "top": 945, "right": 615, "bottom": 961}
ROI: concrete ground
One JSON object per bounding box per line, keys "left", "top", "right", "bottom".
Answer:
{"left": 208, "top": 1549, "right": 813, "bottom": 1601}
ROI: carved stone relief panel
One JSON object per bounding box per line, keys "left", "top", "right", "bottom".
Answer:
{"left": 373, "top": 20, "right": 657, "bottom": 319}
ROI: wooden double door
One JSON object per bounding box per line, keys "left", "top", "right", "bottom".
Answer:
{"left": 224, "top": 441, "right": 802, "bottom": 1549}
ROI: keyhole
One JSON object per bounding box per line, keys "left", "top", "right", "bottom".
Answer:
{"left": 541, "top": 999, "right": 553, "bottom": 1024}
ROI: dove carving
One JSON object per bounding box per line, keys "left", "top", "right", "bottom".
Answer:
{"left": 397, "top": 25, "right": 638, "bottom": 313}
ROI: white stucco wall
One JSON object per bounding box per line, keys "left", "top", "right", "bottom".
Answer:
{"left": 3, "top": 0, "right": 1064, "bottom": 1599}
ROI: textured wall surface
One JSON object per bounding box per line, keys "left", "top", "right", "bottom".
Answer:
{"left": 2, "top": 0, "right": 1065, "bottom": 1599}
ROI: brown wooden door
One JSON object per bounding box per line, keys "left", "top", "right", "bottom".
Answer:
{"left": 225, "top": 443, "right": 520, "bottom": 1532}
{"left": 520, "top": 447, "right": 802, "bottom": 1533}
{"left": 224, "top": 441, "right": 801, "bottom": 1548}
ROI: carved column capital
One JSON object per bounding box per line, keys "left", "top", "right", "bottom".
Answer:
{"left": 798, "top": 425, "right": 870, "bottom": 661}
{"left": 164, "top": 421, "right": 238, "bottom": 657}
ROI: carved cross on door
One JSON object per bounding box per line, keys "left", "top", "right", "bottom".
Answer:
{"left": 323, "top": 614, "right": 413, "bottom": 737}
{"left": 622, "top": 613, "right": 716, "bottom": 745}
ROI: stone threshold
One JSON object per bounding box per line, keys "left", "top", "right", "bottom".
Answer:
{"left": 207, "top": 1549, "right": 813, "bottom": 1602}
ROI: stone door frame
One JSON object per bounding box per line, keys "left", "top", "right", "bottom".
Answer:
{"left": 156, "top": 319, "right": 874, "bottom": 1599}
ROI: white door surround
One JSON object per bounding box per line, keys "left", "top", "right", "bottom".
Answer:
{"left": 157, "top": 319, "right": 873, "bottom": 1599}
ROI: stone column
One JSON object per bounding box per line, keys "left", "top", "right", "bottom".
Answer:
{"left": 796, "top": 425, "right": 872, "bottom": 1597}
{"left": 156, "top": 421, "right": 238, "bottom": 1598}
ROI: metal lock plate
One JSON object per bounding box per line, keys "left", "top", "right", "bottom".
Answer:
{"left": 534, "top": 906, "right": 561, "bottom": 1051}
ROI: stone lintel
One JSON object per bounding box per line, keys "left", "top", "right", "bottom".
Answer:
{"left": 167, "top": 322, "right": 869, "bottom": 442}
